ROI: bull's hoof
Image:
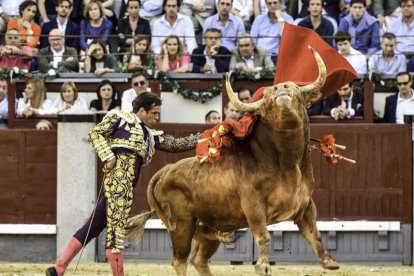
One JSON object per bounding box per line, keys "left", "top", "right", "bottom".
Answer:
{"left": 321, "top": 258, "right": 340, "bottom": 270}
{"left": 254, "top": 263, "right": 272, "bottom": 275}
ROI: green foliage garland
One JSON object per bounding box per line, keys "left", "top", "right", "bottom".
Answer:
{"left": 231, "top": 67, "right": 275, "bottom": 81}
{"left": 157, "top": 71, "right": 222, "bottom": 104}
{"left": 0, "top": 67, "right": 69, "bottom": 81}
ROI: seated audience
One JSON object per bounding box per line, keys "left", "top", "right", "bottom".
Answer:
{"left": 80, "top": 0, "right": 112, "bottom": 54}
{"left": 90, "top": 79, "right": 121, "bottom": 112}
{"left": 372, "top": 0, "right": 400, "bottom": 31}
{"left": 7, "top": 0, "right": 41, "bottom": 48}
{"left": 50, "top": 82, "right": 88, "bottom": 114}
{"left": 338, "top": 0, "right": 380, "bottom": 54}
{"left": 84, "top": 40, "right": 120, "bottom": 76}
{"left": 250, "top": 0, "right": 294, "bottom": 64}
{"left": 229, "top": 33, "right": 274, "bottom": 71}
{"left": 0, "top": 78, "right": 8, "bottom": 128}
{"left": 40, "top": 0, "right": 80, "bottom": 51}
{"left": 335, "top": 31, "right": 367, "bottom": 75}
{"left": 386, "top": 0, "right": 414, "bottom": 54}
{"left": 151, "top": 0, "right": 197, "bottom": 55}
{"left": 379, "top": 72, "right": 414, "bottom": 123}
{"left": 117, "top": 0, "right": 151, "bottom": 54}
{"left": 231, "top": 0, "right": 254, "bottom": 29}
{"left": 38, "top": 29, "right": 79, "bottom": 73}
{"left": 205, "top": 109, "right": 221, "bottom": 124}
{"left": 296, "top": 0, "right": 335, "bottom": 47}
{"left": 0, "top": 28, "right": 36, "bottom": 71}
{"left": 191, "top": 28, "right": 231, "bottom": 73}
{"left": 296, "top": 0, "right": 342, "bottom": 23}
{"left": 16, "top": 78, "right": 52, "bottom": 117}
{"left": 156, "top": 35, "right": 190, "bottom": 72}
{"left": 224, "top": 101, "right": 241, "bottom": 121}
{"left": 368, "top": 32, "right": 407, "bottom": 75}
{"left": 122, "top": 35, "right": 154, "bottom": 72}
{"left": 203, "top": 0, "right": 246, "bottom": 51}
{"left": 238, "top": 87, "right": 252, "bottom": 103}
{"left": 121, "top": 72, "right": 149, "bottom": 112}
{"left": 84, "top": 0, "right": 118, "bottom": 30}
{"left": 409, "top": 57, "right": 414, "bottom": 72}
{"left": 322, "top": 82, "right": 364, "bottom": 120}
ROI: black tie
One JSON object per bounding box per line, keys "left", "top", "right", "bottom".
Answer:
{"left": 345, "top": 100, "right": 349, "bottom": 109}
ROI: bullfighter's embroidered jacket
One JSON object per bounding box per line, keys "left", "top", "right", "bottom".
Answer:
{"left": 88, "top": 109, "right": 198, "bottom": 165}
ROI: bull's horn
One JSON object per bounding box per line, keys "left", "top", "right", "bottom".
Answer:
{"left": 225, "top": 73, "right": 263, "bottom": 112}
{"left": 299, "top": 46, "right": 327, "bottom": 94}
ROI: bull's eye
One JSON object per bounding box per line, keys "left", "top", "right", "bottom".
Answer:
{"left": 274, "top": 87, "right": 278, "bottom": 91}
{"left": 284, "top": 84, "right": 289, "bottom": 89}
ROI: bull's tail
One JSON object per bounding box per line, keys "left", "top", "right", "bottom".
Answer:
{"left": 124, "top": 164, "right": 173, "bottom": 245}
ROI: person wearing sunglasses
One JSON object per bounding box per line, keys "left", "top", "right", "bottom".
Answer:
{"left": 121, "top": 72, "right": 150, "bottom": 112}
{"left": 379, "top": 72, "right": 414, "bottom": 123}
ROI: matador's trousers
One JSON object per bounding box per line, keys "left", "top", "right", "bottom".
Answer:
{"left": 74, "top": 151, "right": 143, "bottom": 251}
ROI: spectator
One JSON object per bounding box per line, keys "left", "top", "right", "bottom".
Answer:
{"left": 180, "top": 0, "right": 215, "bottom": 33}
{"left": 372, "top": 0, "right": 400, "bottom": 31}
{"left": 386, "top": 0, "right": 414, "bottom": 53}
{"left": 0, "top": 28, "right": 36, "bottom": 71}
{"left": 156, "top": 35, "right": 190, "bottom": 72}
{"left": 117, "top": 0, "right": 151, "bottom": 54}
{"left": 122, "top": 35, "right": 154, "bottom": 72}
{"left": 84, "top": 0, "right": 118, "bottom": 30}
{"left": 335, "top": 30, "right": 367, "bottom": 75}
{"left": 80, "top": 0, "right": 113, "bottom": 54}
{"left": 7, "top": 0, "right": 41, "bottom": 48}
{"left": 297, "top": 0, "right": 335, "bottom": 47}
{"left": 36, "top": 119, "right": 53, "bottom": 130}
{"left": 368, "top": 32, "right": 407, "bottom": 75}
{"left": 224, "top": 101, "right": 241, "bottom": 121}
{"left": 296, "top": 0, "right": 342, "bottom": 23}
{"left": 84, "top": 39, "right": 120, "bottom": 76}
{"left": 16, "top": 78, "right": 52, "bottom": 117}
{"left": 250, "top": 0, "right": 294, "bottom": 64}
{"left": 322, "top": 82, "right": 364, "bottom": 120}
{"left": 191, "top": 28, "right": 231, "bottom": 73}
{"left": 307, "top": 101, "right": 323, "bottom": 116}
{"left": 151, "top": 0, "right": 197, "bottom": 55}
{"left": 231, "top": 0, "right": 254, "bottom": 29}
{"left": 121, "top": 72, "right": 149, "bottom": 112}
{"left": 50, "top": 82, "right": 88, "bottom": 114}
{"left": 205, "top": 109, "right": 221, "bottom": 123}
{"left": 38, "top": 28, "right": 79, "bottom": 73}
{"left": 238, "top": 87, "right": 252, "bottom": 102}
{"left": 139, "top": 0, "right": 164, "bottom": 19}
{"left": 40, "top": 0, "right": 80, "bottom": 51}
{"left": 379, "top": 72, "right": 414, "bottom": 123}
{"left": 338, "top": 0, "right": 380, "bottom": 54}
{"left": 0, "top": 0, "right": 26, "bottom": 35}
{"left": 90, "top": 79, "right": 121, "bottom": 112}
{"left": 203, "top": 0, "right": 246, "bottom": 51}
{"left": 0, "top": 78, "right": 8, "bottom": 128}
{"left": 409, "top": 57, "right": 414, "bottom": 72}
{"left": 229, "top": 33, "right": 274, "bottom": 71}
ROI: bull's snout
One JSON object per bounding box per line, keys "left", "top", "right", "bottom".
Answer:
{"left": 274, "top": 91, "right": 292, "bottom": 107}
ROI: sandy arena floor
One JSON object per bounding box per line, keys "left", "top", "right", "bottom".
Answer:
{"left": 1, "top": 262, "right": 414, "bottom": 276}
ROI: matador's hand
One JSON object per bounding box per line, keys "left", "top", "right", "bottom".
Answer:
{"left": 103, "top": 157, "right": 117, "bottom": 174}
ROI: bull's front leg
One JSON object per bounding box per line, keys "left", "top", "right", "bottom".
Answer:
{"left": 296, "top": 198, "right": 339, "bottom": 270}
{"left": 242, "top": 199, "right": 272, "bottom": 276}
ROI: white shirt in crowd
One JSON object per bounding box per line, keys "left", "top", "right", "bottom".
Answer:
{"left": 0, "top": 96, "right": 8, "bottom": 118}
{"left": 49, "top": 96, "right": 88, "bottom": 114}
{"left": 121, "top": 88, "right": 151, "bottom": 113}
{"left": 16, "top": 98, "right": 53, "bottom": 116}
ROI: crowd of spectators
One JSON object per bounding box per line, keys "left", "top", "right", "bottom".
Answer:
{"left": 0, "top": 0, "right": 413, "bottom": 127}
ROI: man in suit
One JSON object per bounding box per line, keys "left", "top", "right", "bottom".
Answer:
{"left": 323, "top": 82, "right": 364, "bottom": 120}
{"left": 40, "top": 0, "right": 80, "bottom": 51}
{"left": 381, "top": 72, "right": 414, "bottom": 123}
{"left": 37, "top": 29, "right": 78, "bottom": 73}
{"left": 229, "top": 33, "right": 274, "bottom": 71}
{"left": 191, "top": 28, "right": 231, "bottom": 73}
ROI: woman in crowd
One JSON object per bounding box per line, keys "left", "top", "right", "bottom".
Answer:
{"left": 80, "top": 0, "right": 112, "bottom": 54}
{"left": 84, "top": 39, "right": 120, "bottom": 76}
{"left": 50, "top": 82, "right": 88, "bottom": 114}
{"left": 16, "top": 78, "right": 52, "bottom": 117}
{"left": 122, "top": 35, "right": 153, "bottom": 72}
{"left": 7, "top": 0, "right": 41, "bottom": 48}
{"left": 156, "top": 35, "right": 190, "bottom": 73}
{"left": 90, "top": 79, "right": 121, "bottom": 112}
{"left": 117, "top": 0, "right": 151, "bottom": 54}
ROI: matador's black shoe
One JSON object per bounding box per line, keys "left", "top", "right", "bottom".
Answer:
{"left": 45, "top": 267, "right": 57, "bottom": 276}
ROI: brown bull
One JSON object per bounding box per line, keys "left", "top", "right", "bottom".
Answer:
{"left": 127, "top": 46, "right": 339, "bottom": 276}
